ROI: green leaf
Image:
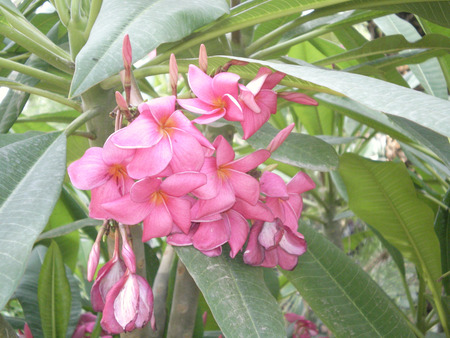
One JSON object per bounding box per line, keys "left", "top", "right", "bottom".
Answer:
{"left": 175, "top": 246, "right": 285, "bottom": 338}
{"left": 38, "top": 241, "right": 72, "bottom": 338}
{"left": 374, "top": 14, "right": 448, "bottom": 99}
{"left": 37, "top": 218, "right": 102, "bottom": 241}
{"left": 70, "top": 0, "right": 229, "bottom": 97}
{"left": 435, "top": 188, "right": 450, "bottom": 294}
{"left": 0, "top": 132, "right": 66, "bottom": 310}
{"left": 282, "top": 223, "right": 415, "bottom": 337}
{"left": 243, "top": 122, "right": 339, "bottom": 171}
{"left": 65, "top": 266, "right": 81, "bottom": 338}
{"left": 338, "top": 153, "right": 447, "bottom": 331}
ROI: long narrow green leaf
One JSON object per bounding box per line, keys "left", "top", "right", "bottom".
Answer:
{"left": 0, "top": 132, "right": 66, "bottom": 310}
{"left": 37, "top": 218, "right": 102, "bottom": 241}
{"left": 70, "top": 0, "right": 229, "bottom": 97}
{"left": 38, "top": 242, "right": 72, "bottom": 338}
{"left": 282, "top": 223, "right": 415, "bottom": 337}
{"left": 339, "top": 153, "right": 447, "bottom": 333}
{"left": 435, "top": 188, "right": 450, "bottom": 294}
{"left": 176, "top": 246, "right": 285, "bottom": 338}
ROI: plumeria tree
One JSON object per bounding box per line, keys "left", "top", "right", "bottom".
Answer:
{"left": 0, "top": 0, "right": 449, "bottom": 337}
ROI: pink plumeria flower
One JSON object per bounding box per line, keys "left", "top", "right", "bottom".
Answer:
{"left": 178, "top": 65, "right": 243, "bottom": 124}
{"left": 101, "top": 270, "right": 155, "bottom": 334}
{"left": 243, "top": 218, "right": 307, "bottom": 270}
{"left": 68, "top": 139, "right": 135, "bottom": 220}
{"left": 103, "top": 172, "right": 207, "bottom": 241}
{"left": 110, "top": 95, "right": 212, "bottom": 179}
{"left": 192, "top": 135, "right": 270, "bottom": 218}
{"left": 260, "top": 171, "right": 315, "bottom": 231}
{"left": 72, "top": 313, "right": 112, "bottom": 338}
{"left": 91, "top": 235, "right": 126, "bottom": 312}
{"left": 238, "top": 67, "right": 285, "bottom": 139}
{"left": 285, "top": 313, "right": 318, "bottom": 338}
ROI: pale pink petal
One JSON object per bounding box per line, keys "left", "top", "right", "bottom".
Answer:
{"left": 101, "top": 275, "right": 129, "bottom": 334}
{"left": 225, "top": 210, "right": 249, "bottom": 258}
{"left": 239, "top": 85, "right": 261, "bottom": 113}
{"left": 260, "top": 171, "right": 289, "bottom": 198}
{"left": 167, "top": 110, "right": 213, "bottom": 149}
{"left": 113, "top": 274, "right": 139, "bottom": 331}
{"left": 228, "top": 170, "right": 260, "bottom": 205}
{"left": 277, "top": 247, "right": 299, "bottom": 270}
{"left": 68, "top": 147, "right": 109, "bottom": 190}
{"left": 166, "top": 197, "right": 192, "bottom": 233}
{"left": 162, "top": 172, "right": 207, "bottom": 196}
{"left": 194, "top": 180, "right": 235, "bottom": 218}
{"left": 212, "top": 71, "right": 239, "bottom": 98}
{"left": 232, "top": 198, "right": 274, "bottom": 222}
{"left": 192, "top": 219, "right": 230, "bottom": 251}
{"left": 287, "top": 172, "right": 316, "bottom": 194}
{"left": 267, "top": 123, "right": 295, "bottom": 153}
{"left": 222, "top": 94, "right": 243, "bottom": 121}
{"left": 243, "top": 222, "right": 265, "bottom": 266}
{"left": 287, "top": 194, "right": 303, "bottom": 217}
{"left": 134, "top": 275, "right": 154, "bottom": 328}
{"left": 141, "top": 96, "right": 176, "bottom": 123}
{"left": 126, "top": 138, "right": 172, "bottom": 179}
{"left": 261, "top": 71, "right": 285, "bottom": 90}
{"left": 229, "top": 149, "right": 270, "bottom": 172}
{"left": 110, "top": 115, "right": 162, "bottom": 148}
{"left": 142, "top": 203, "right": 173, "bottom": 240}
{"left": 89, "top": 179, "right": 123, "bottom": 220}
{"left": 258, "top": 221, "right": 278, "bottom": 249}
{"left": 285, "top": 313, "right": 304, "bottom": 323}
{"left": 279, "top": 228, "right": 307, "bottom": 256}
{"left": 192, "top": 109, "right": 226, "bottom": 124}
{"left": 278, "top": 92, "right": 318, "bottom": 106}
{"left": 246, "top": 68, "right": 271, "bottom": 95}
{"left": 102, "top": 194, "right": 151, "bottom": 225}
{"left": 177, "top": 98, "right": 216, "bottom": 115}
{"left": 169, "top": 131, "right": 205, "bottom": 173}
{"left": 103, "top": 137, "right": 135, "bottom": 165}
{"left": 214, "top": 135, "right": 235, "bottom": 166}
{"left": 130, "top": 177, "right": 161, "bottom": 203}
{"left": 187, "top": 64, "right": 215, "bottom": 102}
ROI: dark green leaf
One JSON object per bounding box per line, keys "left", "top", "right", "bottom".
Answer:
{"left": 435, "top": 188, "right": 450, "bottom": 294}
{"left": 65, "top": 266, "right": 81, "bottom": 338}
{"left": 244, "top": 122, "right": 339, "bottom": 171}
{"left": 0, "top": 131, "right": 43, "bottom": 147}
{"left": 37, "top": 218, "right": 102, "bottom": 241}
{"left": 0, "top": 132, "right": 66, "bottom": 310}
{"left": 282, "top": 223, "right": 415, "bottom": 337}
{"left": 176, "top": 246, "right": 285, "bottom": 338}
{"left": 70, "top": 0, "right": 229, "bottom": 97}
{"left": 38, "top": 241, "right": 72, "bottom": 338}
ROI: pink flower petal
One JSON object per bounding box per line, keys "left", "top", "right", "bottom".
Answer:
{"left": 246, "top": 68, "right": 271, "bottom": 95}
{"left": 239, "top": 85, "right": 261, "bottom": 113}
{"left": 68, "top": 147, "right": 109, "bottom": 190}
{"left": 134, "top": 275, "right": 154, "bottom": 329}
{"left": 258, "top": 221, "right": 278, "bottom": 249}
{"left": 225, "top": 210, "right": 249, "bottom": 258}
{"left": 141, "top": 96, "right": 176, "bottom": 123}
{"left": 177, "top": 98, "right": 216, "bottom": 115}
{"left": 260, "top": 171, "right": 289, "bottom": 198}
{"left": 243, "top": 222, "right": 265, "bottom": 266}
{"left": 167, "top": 232, "right": 193, "bottom": 246}
{"left": 126, "top": 138, "right": 172, "bottom": 179}
{"left": 287, "top": 172, "right": 316, "bottom": 194}
{"left": 201, "top": 247, "right": 222, "bottom": 257}
{"left": 187, "top": 65, "right": 215, "bottom": 103}
{"left": 229, "top": 149, "right": 270, "bottom": 172}
{"left": 212, "top": 71, "right": 240, "bottom": 98}
{"left": 285, "top": 313, "right": 304, "bottom": 323}
{"left": 169, "top": 131, "right": 205, "bottom": 173}
{"left": 214, "top": 135, "right": 235, "bottom": 167}
{"left": 194, "top": 180, "right": 235, "bottom": 218}
{"left": 110, "top": 114, "right": 162, "bottom": 149}
{"left": 89, "top": 179, "right": 124, "bottom": 220}
{"left": 192, "top": 219, "right": 230, "bottom": 251}
{"left": 260, "top": 247, "right": 278, "bottom": 268}
{"left": 222, "top": 94, "right": 243, "bottom": 121}
{"left": 166, "top": 196, "right": 192, "bottom": 233}
{"left": 261, "top": 71, "right": 285, "bottom": 90}
{"left": 192, "top": 109, "right": 225, "bottom": 124}
{"left": 161, "top": 172, "right": 207, "bottom": 197}
{"left": 279, "top": 228, "right": 307, "bottom": 256}
{"left": 111, "top": 274, "right": 139, "bottom": 332}
{"left": 276, "top": 247, "right": 299, "bottom": 270}
{"left": 101, "top": 275, "right": 129, "bottom": 334}
{"left": 102, "top": 137, "right": 135, "bottom": 166}
{"left": 168, "top": 110, "right": 213, "bottom": 149}
{"left": 192, "top": 157, "right": 220, "bottom": 199}
{"left": 228, "top": 170, "right": 260, "bottom": 205}
{"left": 142, "top": 203, "right": 173, "bottom": 240}
{"left": 102, "top": 194, "right": 151, "bottom": 225}
{"left": 265, "top": 197, "right": 285, "bottom": 223}
{"left": 267, "top": 123, "right": 295, "bottom": 153}
{"left": 232, "top": 198, "right": 274, "bottom": 222}
{"left": 130, "top": 178, "right": 161, "bottom": 203}
{"left": 278, "top": 92, "right": 318, "bottom": 106}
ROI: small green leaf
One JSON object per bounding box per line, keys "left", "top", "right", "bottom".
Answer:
{"left": 0, "top": 132, "right": 66, "bottom": 310}
{"left": 37, "top": 218, "right": 102, "bottom": 241}
{"left": 38, "top": 241, "right": 72, "bottom": 338}
{"left": 282, "top": 223, "right": 415, "bottom": 337}
{"left": 244, "top": 122, "right": 339, "bottom": 171}
{"left": 175, "top": 246, "right": 285, "bottom": 338}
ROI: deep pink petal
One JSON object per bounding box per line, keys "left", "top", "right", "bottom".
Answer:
{"left": 222, "top": 94, "right": 243, "bottom": 121}
{"left": 255, "top": 89, "right": 277, "bottom": 116}
{"left": 279, "top": 228, "right": 307, "bottom": 256}
{"left": 169, "top": 131, "right": 205, "bottom": 173}
{"left": 162, "top": 172, "right": 207, "bottom": 197}
{"left": 126, "top": 138, "right": 172, "bottom": 179}
{"left": 194, "top": 180, "right": 235, "bottom": 218}
{"left": 283, "top": 197, "right": 303, "bottom": 231}
{"left": 243, "top": 222, "right": 265, "bottom": 266}
{"left": 192, "top": 109, "right": 225, "bottom": 124}
{"left": 201, "top": 247, "right": 222, "bottom": 257}
{"left": 130, "top": 177, "right": 161, "bottom": 203}
{"left": 287, "top": 172, "right": 316, "bottom": 194}
{"left": 267, "top": 123, "right": 295, "bottom": 153}
{"left": 228, "top": 170, "right": 260, "bottom": 205}
{"left": 260, "top": 171, "right": 289, "bottom": 198}
{"left": 265, "top": 197, "right": 285, "bottom": 223}
{"left": 192, "top": 219, "right": 230, "bottom": 251}
{"left": 167, "top": 232, "right": 193, "bottom": 246}
{"left": 277, "top": 247, "right": 299, "bottom": 270}
{"left": 214, "top": 135, "right": 235, "bottom": 166}
{"left": 229, "top": 149, "right": 270, "bottom": 172}
{"left": 187, "top": 65, "right": 215, "bottom": 103}
{"left": 232, "top": 198, "right": 274, "bottom": 222}
{"left": 102, "top": 194, "right": 151, "bottom": 225}
{"left": 225, "top": 210, "right": 249, "bottom": 258}
{"left": 68, "top": 147, "right": 109, "bottom": 190}
{"left": 177, "top": 98, "right": 216, "bottom": 115}
{"left": 240, "top": 105, "right": 270, "bottom": 140}
{"left": 110, "top": 115, "right": 161, "bottom": 148}
{"left": 166, "top": 197, "right": 192, "bottom": 233}
{"left": 212, "top": 71, "right": 239, "bottom": 98}
{"left": 142, "top": 203, "right": 173, "bottom": 240}
{"left": 260, "top": 247, "right": 278, "bottom": 268}
{"left": 141, "top": 96, "right": 176, "bottom": 123}
{"left": 261, "top": 71, "right": 285, "bottom": 90}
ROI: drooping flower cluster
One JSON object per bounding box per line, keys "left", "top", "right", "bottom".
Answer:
{"left": 285, "top": 313, "right": 319, "bottom": 338}
{"left": 68, "top": 38, "right": 317, "bottom": 334}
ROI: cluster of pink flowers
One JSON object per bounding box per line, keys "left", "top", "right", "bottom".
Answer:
{"left": 285, "top": 313, "right": 319, "bottom": 338}
{"left": 67, "top": 37, "right": 317, "bottom": 334}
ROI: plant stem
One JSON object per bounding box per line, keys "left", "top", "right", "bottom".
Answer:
{"left": 323, "top": 173, "right": 342, "bottom": 249}
{"left": 400, "top": 273, "right": 416, "bottom": 319}
{"left": 416, "top": 273, "right": 426, "bottom": 333}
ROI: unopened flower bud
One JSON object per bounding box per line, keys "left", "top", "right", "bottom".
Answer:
{"left": 87, "top": 240, "right": 100, "bottom": 282}
{"left": 122, "top": 34, "right": 132, "bottom": 72}
{"left": 266, "top": 123, "right": 295, "bottom": 153}
{"left": 119, "top": 224, "right": 136, "bottom": 273}
{"left": 169, "top": 53, "right": 178, "bottom": 96}
{"left": 278, "top": 92, "right": 318, "bottom": 106}
{"left": 199, "top": 44, "right": 208, "bottom": 73}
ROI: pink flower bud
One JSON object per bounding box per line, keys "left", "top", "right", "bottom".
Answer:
{"left": 87, "top": 241, "right": 100, "bottom": 282}
{"left": 119, "top": 225, "right": 136, "bottom": 273}
{"left": 17, "top": 323, "right": 33, "bottom": 338}
{"left": 199, "top": 44, "right": 208, "bottom": 73}
{"left": 266, "top": 123, "right": 295, "bottom": 153}
{"left": 169, "top": 53, "right": 178, "bottom": 96}
{"left": 101, "top": 271, "right": 154, "bottom": 334}
{"left": 202, "top": 311, "right": 208, "bottom": 326}
{"left": 278, "top": 92, "right": 318, "bottom": 106}
{"left": 122, "top": 34, "right": 132, "bottom": 71}
{"left": 115, "top": 91, "right": 128, "bottom": 111}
